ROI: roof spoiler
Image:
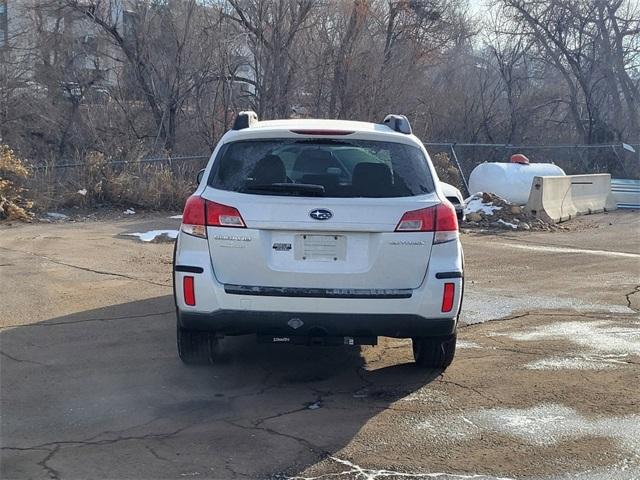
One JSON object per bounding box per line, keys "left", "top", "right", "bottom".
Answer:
{"left": 232, "top": 111, "right": 259, "bottom": 130}
{"left": 382, "top": 114, "right": 412, "bottom": 134}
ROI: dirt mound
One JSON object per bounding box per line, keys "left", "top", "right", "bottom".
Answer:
{"left": 463, "top": 192, "right": 562, "bottom": 231}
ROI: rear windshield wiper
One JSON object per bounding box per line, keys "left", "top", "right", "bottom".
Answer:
{"left": 243, "top": 183, "right": 326, "bottom": 197}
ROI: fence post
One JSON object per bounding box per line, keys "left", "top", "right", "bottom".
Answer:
{"left": 449, "top": 143, "right": 470, "bottom": 197}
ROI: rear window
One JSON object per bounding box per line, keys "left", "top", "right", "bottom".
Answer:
{"left": 208, "top": 139, "right": 435, "bottom": 198}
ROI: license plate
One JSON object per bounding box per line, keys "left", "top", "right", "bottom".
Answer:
{"left": 295, "top": 234, "right": 346, "bottom": 261}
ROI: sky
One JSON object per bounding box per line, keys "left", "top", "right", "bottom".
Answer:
{"left": 467, "top": 0, "right": 490, "bottom": 17}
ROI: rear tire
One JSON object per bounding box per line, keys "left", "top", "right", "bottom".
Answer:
{"left": 412, "top": 334, "right": 456, "bottom": 369}
{"left": 177, "top": 322, "right": 219, "bottom": 365}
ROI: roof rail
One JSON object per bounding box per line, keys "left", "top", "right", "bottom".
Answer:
{"left": 382, "top": 114, "right": 412, "bottom": 134}
{"left": 232, "top": 111, "right": 259, "bottom": 130}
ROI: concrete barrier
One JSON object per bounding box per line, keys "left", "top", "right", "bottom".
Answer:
{"left": 526, "top": 174, "right": 617, "bottom": 223}
{"left": 570, "top": 174, "right": 617, "bottom": 214}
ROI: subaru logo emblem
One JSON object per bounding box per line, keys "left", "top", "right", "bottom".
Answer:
{"left": 309, "top": 209, "right": 332, "bottom": 221}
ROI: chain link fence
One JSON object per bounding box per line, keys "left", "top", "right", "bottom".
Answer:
{"left": 27, "top": 143, "right": 639, "bottom": 209}
{"left": 29, "top": 154, "right": 210, "bottom": 211}
{"left": 424, "top": 142, "right": 640, "bottom": 196}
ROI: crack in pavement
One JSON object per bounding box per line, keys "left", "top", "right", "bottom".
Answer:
{"left": 0, "top": 349, "right": 47, "bottom": 365}
{"left": 1, "top": 425, "right": 193, "bottom": 452}
{"left": 0, "top": 246, "right": 171, "bottom": 288}
{"left": 625, "top": 285, "right": 640, "bottom": 311}
{"left": 144, "top": 444, "right": 173, "bottom": 463}
{"left": 480, "top": 335, "right": 568, "bottom": 357}
{"left": 461, "top": 309, "right": 637, "bottom": 331}
{"left": 253, "top": 403, "right": 317, "bottom": 428}
{"left": 223, "top": 418, "right": 329, "bottom": 460}
{"left": 0, "top": 310, "right": 174, "bottom": 331}
{"left": 4, "top": 425, "right": 196, "bottom": 479}
{"left": 36, "top": 445, "right": 61, "bottom": 480}
{"left": 224, "top": 458, "right": 253, "bottom": 479}
{"left": 436, "top": 376, "right": 500, "bottom": 404}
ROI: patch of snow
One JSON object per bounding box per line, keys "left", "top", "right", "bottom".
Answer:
{"left": 414, "top": 413, "right": 477, "bottom": 445}
{"left": 542, "top": 462, "right": 640, "bottom": 480}
{"left": 123, "top": 208, "right": 136, "bottom": 215}
{"left": 457, "top": 340, "right": 482, "bottom": 349}
{"left": 464, "top": 193, "right": 502, "bottom": 216}
{"left": 77, "top": 189, "right": 87, "bottom": 196}
{"left": 461, "top": 292, "right": 633, "bottom": 325}
{"left": 525, "top": 354, "right": 628, "bottom": 370}
{"left": 169, "top": 214, "right": 183, "bottom": 219}
{"left": 307, "top": 401, "right": 321, "bottom": 410}
{"left": 45, "top": 212, "right": 68, "bottom": 220}
{"left": 401, "top": 387, "right": 450, "bottom": 404}
{"left": 500, "top": 320, "right": 640, "bottom": 356}
{"left": 469, "top": 404, "right": 640, "bottom": 454}
{"left": 497, "top": 219, "right": 517, "bottom": 229}
{"left": 123, "top": 230, "right": 178, "bottom": 242}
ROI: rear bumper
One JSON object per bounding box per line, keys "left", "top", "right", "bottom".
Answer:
{"left": 173, "top": 231, "right": 464, "bottom": 335}
{"left": 178, "top": 309, "right": 457, "bottom": 338}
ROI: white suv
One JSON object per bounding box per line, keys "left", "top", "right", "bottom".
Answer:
{"left": 173, "top": 112, "right": 463, "bottom": 368}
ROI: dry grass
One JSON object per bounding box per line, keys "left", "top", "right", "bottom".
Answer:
{"left": 29, "top": 152, "right": 199, "bottom": 212}
{"left": 0, "top": 145, "right": 34, "bottom": 221}
{"left": 432, "top": 152, "right": 464, "bottom": 192}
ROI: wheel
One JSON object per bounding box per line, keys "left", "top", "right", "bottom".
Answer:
{"left": 177, "top": 322, "right": 219, "bottom": 365}
{"left": 412, "top": 333, "right": 456, "bottom": 369}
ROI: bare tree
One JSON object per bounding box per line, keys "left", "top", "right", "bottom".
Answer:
{"left": 3, "top": 0, "right": 637, "bottom": 170}
{"left": 500, "top": 0, "right": 640, "bottom": 143}
{"left": 224, "top": 0, "right": 315, "bottom": 118}
{"left": 60, "top": 0, "right": 227, "bottom": 152}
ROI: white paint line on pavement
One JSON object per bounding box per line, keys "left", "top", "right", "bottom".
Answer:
{"left": 493, "top": 242, "right": 640, "bottom": 259}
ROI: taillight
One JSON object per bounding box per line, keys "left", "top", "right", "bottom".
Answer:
{"left": 183, "top": 276, "right": 196, "bottom": 306}
{"left": 395, "top": 202, "right": 459, "bottom": 244}
{"left": 395, "top": 206, "right": 436, "bottom": 232}
{"left": 206, "top": 201, "right": 246, "bottom": 228}
{"left": 181, "top": 195, "right": 245, "bottom": 238}
{"left": 441, "top": 282, "right": 455, "bottom": 313}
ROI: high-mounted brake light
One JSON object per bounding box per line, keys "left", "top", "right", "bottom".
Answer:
{"left": 181, "top": 196, "right": 245, "bottom": 238}
{"left": 290, "top": 129, "right": 355, "bottom": 136}
{"left": 441, "top": 282, "right": 455, "bottom": 313}
{"left": 395, "top": 202, "right": 459, "bottom": 244}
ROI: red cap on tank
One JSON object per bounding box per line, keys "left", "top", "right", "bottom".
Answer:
{"left": 510, "top": 154, "right": 530, "bottom": 164}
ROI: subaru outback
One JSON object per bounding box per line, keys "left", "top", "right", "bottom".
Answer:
{"left": 173, "top": 112, "right": 463, "bottom": 368}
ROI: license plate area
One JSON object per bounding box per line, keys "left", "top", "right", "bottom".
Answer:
{"left": 294, "top": 234, "right": 346, "bottom": 261}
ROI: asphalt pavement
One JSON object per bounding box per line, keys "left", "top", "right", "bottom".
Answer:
{"left": 1, "top": 210, "right": 638, "bottom": 479}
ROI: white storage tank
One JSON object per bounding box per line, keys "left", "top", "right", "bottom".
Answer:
{"left": 468, "top": 155, "right": 566, "bottom": 205}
